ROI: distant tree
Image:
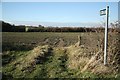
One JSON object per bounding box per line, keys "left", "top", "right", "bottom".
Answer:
{"left": 110, "top": 21, "right": 120, "bottom": 32}
{"left": 110, "top": 21, "right": 120, "bottom": 28}
{"left": 38, "top": 25, "right": 44, "bottom": 28}
{"left": 2, "top": 21, "right": 13, "bottom": 32}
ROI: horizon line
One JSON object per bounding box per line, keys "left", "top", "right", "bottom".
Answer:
{"left": 2, "top": 20, "right": 112, "bottom": 27}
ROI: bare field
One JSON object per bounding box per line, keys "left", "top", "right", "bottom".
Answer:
{"left": 2, "top": 32, "right": 106, "bottom": 51}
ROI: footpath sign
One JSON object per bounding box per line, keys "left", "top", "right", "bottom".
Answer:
{"left": 100, "top": 9, "right": 106, "bottom": 16}
{"left": 100, "top": 6, "right": 109, "bottom": 65}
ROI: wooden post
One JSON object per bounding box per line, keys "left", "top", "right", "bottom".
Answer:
{"left": 77, "top": 35, "right": 81, "bottom": 46}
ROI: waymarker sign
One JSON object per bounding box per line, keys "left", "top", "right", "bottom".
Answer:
{"left": 100, "top": 6, "right": 109, "bottom": 65}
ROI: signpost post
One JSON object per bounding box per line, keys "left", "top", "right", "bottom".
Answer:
{"left": 100, "top": 6, "right": 109, "bottom": 65}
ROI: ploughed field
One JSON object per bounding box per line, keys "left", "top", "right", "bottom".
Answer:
{"left": 2, "top": 32, "right": 120, "bottom": 78}
{"left": 2, "top": 32, "right": 108, "bottom": 51}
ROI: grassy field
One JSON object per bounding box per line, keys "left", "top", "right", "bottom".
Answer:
{"left": 2, "top": 32, "right": 120, "bottom": 79}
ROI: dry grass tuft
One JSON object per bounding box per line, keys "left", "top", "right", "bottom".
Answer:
{"left": 11, "top": 45, "right": 52, "bottom": 73}
{"left": 65, "top": 33, "right": 120, "bottom": 75}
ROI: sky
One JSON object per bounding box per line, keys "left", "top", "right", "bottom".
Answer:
{"left": 1, "top": 0, "right": 120, "bottom": 2}
{"left": 1, "top": 2, "right": 119, "bottom": 27}
{"left": 118, "top": 1, "right": 120, "bottom": 21}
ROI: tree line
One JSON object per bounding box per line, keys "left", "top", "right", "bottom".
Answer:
{"left": 1, "top": 21, "right": 120, "bottom": 33}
